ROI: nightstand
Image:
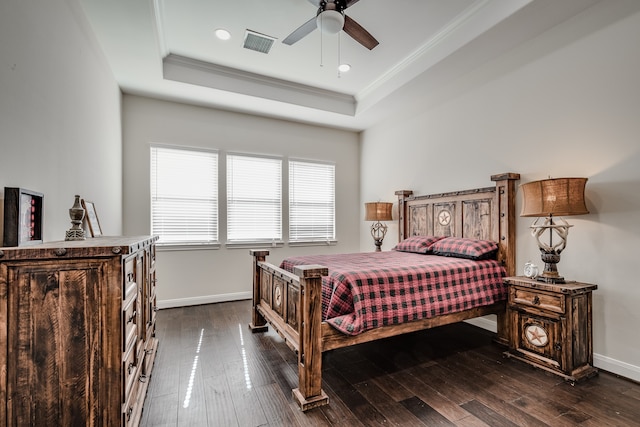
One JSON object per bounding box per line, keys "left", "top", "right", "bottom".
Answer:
{"left": 503, "top": 276, "right": 598, "bottom": 383}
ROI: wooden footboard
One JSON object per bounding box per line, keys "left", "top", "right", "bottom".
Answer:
{"left": 249, "top": 250, "right": 329, "bottom": 410}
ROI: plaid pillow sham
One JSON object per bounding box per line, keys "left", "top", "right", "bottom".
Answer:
{"left": 431, "top": 237, "right": 498, "bottom": 260}
{"left": 392, "top": 235, "right": 445, "bottom": 254}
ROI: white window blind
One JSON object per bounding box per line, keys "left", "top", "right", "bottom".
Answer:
{"left": 289, "top": 160, "right": 335, "bottom": 242}
{"left": 150, "top": 146, "right": 218, "bottom": 244}
{"left": 227, "top": 154, "right": 282, "bottom": 242}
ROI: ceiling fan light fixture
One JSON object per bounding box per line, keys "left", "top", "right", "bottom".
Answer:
{"left": 338, "top": 64, "right": 351, "bottom": 72}
{"left": 316, "top": 10, "right": 344, "bottom": 34}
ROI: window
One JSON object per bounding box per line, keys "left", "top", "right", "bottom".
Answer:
{"left": 289, "top": 160, "right": 335, "bottom": 242}
{"left": 227, "top": 154, "right": 282, "bottom": 242}
{"left": 150, "top": 146, "right": 218, "bottom": 245}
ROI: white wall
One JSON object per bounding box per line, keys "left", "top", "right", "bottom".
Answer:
{"left": 360, "top": 1, "right": 640, "bottom": 381}
{"left": 0, "top": 0, "right": 123, "bottom": 239}
{"left": 122, "top": 95, "right": 360, "bottom": 307}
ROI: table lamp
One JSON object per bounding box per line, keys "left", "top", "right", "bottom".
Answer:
{"left": 365, "top": 202, "right": 393, "bottom": 252}
{"left": 520, "top": 177, "right": 589, "bottom": 283}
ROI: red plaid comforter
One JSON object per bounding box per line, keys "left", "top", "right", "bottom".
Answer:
{"left": 281, "top": 251, "right": 507, "bottom": 335}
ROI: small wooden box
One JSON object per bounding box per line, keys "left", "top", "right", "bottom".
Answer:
{"left": 3, "top": 187, "right": 44, "bottom": 247}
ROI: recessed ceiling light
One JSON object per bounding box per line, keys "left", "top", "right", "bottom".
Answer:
{"left": 338, "top": 64, "right": 351, "bottom": 73}
{"left": 215, "top": 29, "right": 231, "bottom": 40}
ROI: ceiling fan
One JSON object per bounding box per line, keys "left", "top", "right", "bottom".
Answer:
{"left": 282, "top": 0, "right": 379, "bottom": 50}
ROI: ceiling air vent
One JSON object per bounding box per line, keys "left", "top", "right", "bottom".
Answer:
{"left": 243, "top": 30, "right": 276, "bottom": 54}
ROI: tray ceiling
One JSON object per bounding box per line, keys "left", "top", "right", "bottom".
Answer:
{"left": 80, "top": 0, "right": 600, "bottom": 130}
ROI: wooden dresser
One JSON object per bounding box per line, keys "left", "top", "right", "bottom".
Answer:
{"left": 0, "top": 236, "right": 159, "bottom": 426}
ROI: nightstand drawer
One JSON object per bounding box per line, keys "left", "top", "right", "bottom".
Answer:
{"left": 510, "top": 286, "right": 565, "bottom": 314}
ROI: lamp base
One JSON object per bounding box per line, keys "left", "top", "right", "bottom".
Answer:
{"left": 536, "top": 273, "right": 565, "bottom": 284}
{"left": 370, "top": 221, "right": 388, "bottom": 252}
{"left": 537, "top": 251, "right": 565, "bottom": 284}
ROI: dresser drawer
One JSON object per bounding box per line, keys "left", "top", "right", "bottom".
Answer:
{"left": 123, "top": 256, "right": 137, "bottom": 301}
{"left": 510, "top": 286, "right": 565, "bottom": 314}
{"left": 149, "top": 245, "right": 156, "bottom": 270}
{"left": 123, "top": 295, "right": 138, "bottom": 353}
{"left": 123, "top": 345, "right": 141, "bottom": 404}
{"left": 122, "top": 362, "right": 141, "bottom": 427}
{"left": 143, "top": 338, "right": 158, "bottom": 377}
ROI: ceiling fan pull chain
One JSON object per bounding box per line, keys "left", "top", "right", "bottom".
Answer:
{"left": 319, "top": 13, "right": 324, "bottom": 67}
{"left": 337, "top": 32, "right": 341, "bottom": 78}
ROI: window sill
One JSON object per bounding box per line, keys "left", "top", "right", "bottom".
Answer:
{"left": 225, "top": 241, "right": 285, "bottom": 249}
{"left": 154, "top": 240, "right": 338, "bottom": 251}
{"left": 156, "top": 242, "right": 221, "bottom": 252}
{"left": 288, "top": 240, "right": 337, "bottom": 247}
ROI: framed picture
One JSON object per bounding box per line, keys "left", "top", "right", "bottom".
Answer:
{"left": 3, "top": 187, "right": 44, "bottom": 247}
{"left": 81, "top": 199, "right": 102, "bottom": 237}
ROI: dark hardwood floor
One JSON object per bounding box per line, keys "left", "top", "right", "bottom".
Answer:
{"left": 141, "top": 300, "right": 640, "bottom": 426}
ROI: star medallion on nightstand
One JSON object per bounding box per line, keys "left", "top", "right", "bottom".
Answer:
{"left": 525, "top": 324, "right": 548, "bottom": 346}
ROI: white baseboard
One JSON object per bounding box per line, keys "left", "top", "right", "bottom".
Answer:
{"left": 594, "top": 353, "right": 640, "bottom": 383}
{"left": 464, "top": 316, "right": 498, "bottom": 333}
{"left": 157, "top": 291, "right": 252, "bottom": 309}
{"left": 466, "top": 317, "right": 640, "bottom": 383}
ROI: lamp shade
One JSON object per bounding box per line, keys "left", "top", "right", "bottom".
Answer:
{"left": 365, "top": 202, "right": 393, "bottom": 221}
{"left": 520, "top": 177, "right": 589, "bottom": 217}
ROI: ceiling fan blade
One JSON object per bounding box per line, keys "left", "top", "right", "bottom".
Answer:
{"left": 306, "top": 0, "right": 321, "bottom": 6}
{"left": 345, "top": 0, "right": 362, "bottom": 7}
{"left": 343, "top": 15, "right": 378, "bottom": 50}
{"left": 282, "top": 17, "right": 317, "bottom": 45}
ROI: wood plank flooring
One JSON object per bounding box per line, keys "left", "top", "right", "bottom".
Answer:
{"left": 141, "top": 300, "right": 640, "bottom": 426}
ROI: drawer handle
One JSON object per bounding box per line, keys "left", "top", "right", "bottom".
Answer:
{"left": 127, "top": 311, "right": 137, "bottom": 324}
{"left": 554, "top": 342, "right": 562, "bottom": 351}
{"left": 128, "top": 362, "right": 135, "bottom": 375}
{"left": 127, "top": 272, "right": 134, "bottom": 282}
{"left": 153, "top": 306, "right": 159, "bottom": 312}
{"left": 126, "top": 406, "right": 133, "bottom": 421}
{"left": 532, "top": 296, "right": 540, "bottom": 305}
{"left": 139, "top": 374, "right": 148, "bottom": 383}
{"left": 54, "top": 248, "right": 67, "bottom": 257}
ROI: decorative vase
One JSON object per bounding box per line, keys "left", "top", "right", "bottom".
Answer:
{"left": 65, "top": 195, "right": 86, "bottom": 241}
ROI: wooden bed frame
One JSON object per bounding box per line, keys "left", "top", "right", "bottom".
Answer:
{"left": 249, "top": 172, "right": 520, "bottom": 411}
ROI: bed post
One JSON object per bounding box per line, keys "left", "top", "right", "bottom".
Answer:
{"left": 491, "top": 173, "right": 520, "bottom": 346}
{"left": 395, "top": 190, "right": 413, "bottom": 242}
{"left": 490, "top": 173, "right": 519, "bottom": 276}
{"left": 249, "top": 249, "right": 269, "bottom": 333}
{"left": 292, "top": 265, "right": 329, "bottom": 411}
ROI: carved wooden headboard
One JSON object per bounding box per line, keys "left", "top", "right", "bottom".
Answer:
{"left": 396, "top": 173, "right": 520, "bottom": 276}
